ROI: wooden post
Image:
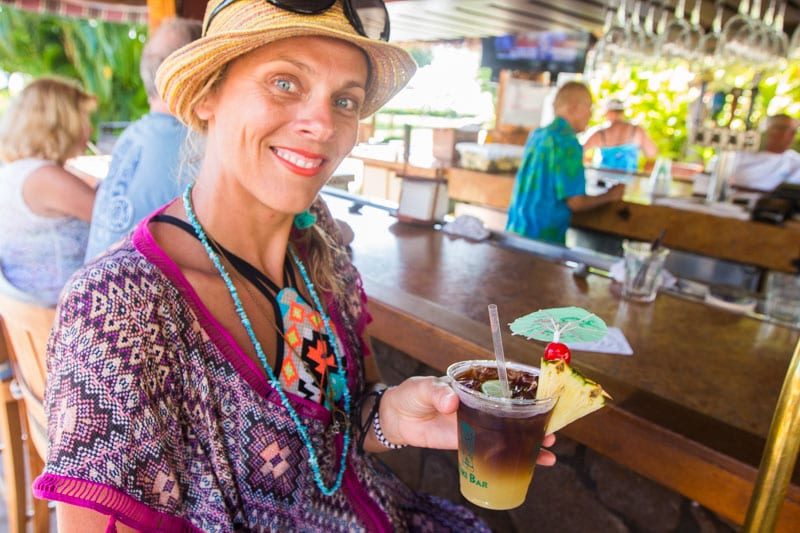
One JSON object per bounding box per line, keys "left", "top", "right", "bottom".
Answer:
{"left": 147, "top": 0, "right": 177, "bottom": 31}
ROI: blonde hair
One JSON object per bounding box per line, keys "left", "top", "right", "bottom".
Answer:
{"left": 0, "top": 77, "right": 97, "bottom": 165}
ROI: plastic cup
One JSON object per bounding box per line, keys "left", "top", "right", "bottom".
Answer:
{"left": 765, "top": 272, "right": 800, "bottom": 325}
{"left": 447, "top": 360, "right": 557, "bottom": 510}
{"left": 622, "top": 240, "right": 670, "bottom": 303}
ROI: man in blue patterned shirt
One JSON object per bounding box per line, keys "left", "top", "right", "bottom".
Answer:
{"left": 84, "top": 18, "right": 202, "bottom": 261}
{"left": 506, "top": 81, "right": 625, "bottom": 245}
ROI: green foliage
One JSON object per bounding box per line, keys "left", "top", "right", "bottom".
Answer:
{"left": 0, "top": 5, "right": 148, "bottom": 141}
{"left": 588, "top": 60, "right": 800, "bottom": 164}
{"left": 589, "top": 65, "right": 696, "bottom": 162}
{"left": 406, "top": 45, "right": 433, "bottom": 68}
{"left": 476, "top": 66, "right": 498, "bottom": 118}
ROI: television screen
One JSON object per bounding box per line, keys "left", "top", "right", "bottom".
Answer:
{"left": 481, "top": 31, "right": 593, "bottom": 80}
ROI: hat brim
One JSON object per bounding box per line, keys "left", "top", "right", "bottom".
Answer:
{"left": 156, "top": 22, "right": 416, "bottom": 132}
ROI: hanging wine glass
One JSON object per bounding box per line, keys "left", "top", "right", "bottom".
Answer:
{"left": 790, "top": 24, "right": 800, "bottom": 60}
{"left": 585, "top": 4, "right": 621, "bottom": 79}
{"left": 658, "top": 0, "right": 692, "bottom": 60}
{"left": 743, "top": 0, "right": 778, "bottom": 64}
{"left": 593, "top": 1, "right": 630, "bottom": 69}
{"left": 762, "top": 0, "right": 788, "bottom": 63}
{"left": 638, "top": 1, "right": 661, "bottom": 67}
{"left": 717, "top": 0, "right": 758, "bottom": 65}
{"left": 625, "top": 0, "right": 648, "bottom": 63}
{"left": 698, "top": 0, "right": 724, "bottom": 72}
{"left": 604, "top": 0, "right": 631, "bottom": 60}
{"left": 684, "top": 0, "right": 705, "bottom": 61}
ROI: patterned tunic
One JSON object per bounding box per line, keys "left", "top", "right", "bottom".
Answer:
{"left": 34, "top": 199, "right": 490, "bottom": 532}
{"left": 505, "top": 116, "right": 586, "bottom": 245}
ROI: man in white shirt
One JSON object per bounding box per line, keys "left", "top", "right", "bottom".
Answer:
{"left": 730, "top": 114, "right": 800, "bottom": 192}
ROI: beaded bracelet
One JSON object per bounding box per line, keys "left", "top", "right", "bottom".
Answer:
{"left": 356, "top": 384, "right": 408, "bottom": 453}
{"left": 371, "top": 388, "right": 407, "bottom": 450}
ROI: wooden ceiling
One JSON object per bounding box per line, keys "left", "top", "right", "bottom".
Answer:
{"left": 383, "top": 0, "right": 800, "bottom": 43}
{"left": 24, "top": 0, "right": 800, "bottom": 43}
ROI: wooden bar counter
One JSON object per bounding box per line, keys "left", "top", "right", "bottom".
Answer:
{"left": 444, "top": 165, "right": 800, "bottom": 274}
{"left": 323, "top": 192, "right": 800, "bottom": 531}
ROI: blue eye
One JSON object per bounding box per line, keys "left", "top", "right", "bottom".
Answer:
{"left": 335, "top": 97, "right": 353, "bottom": 109}
{"left": 276, "top": 79, "right": 294, "bottom": 91}
{"left": 336, "top": 96, "right": 364, "bottom": 114}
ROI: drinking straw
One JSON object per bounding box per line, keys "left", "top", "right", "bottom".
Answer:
{"left": 488, "top": 304, "right": 511, "bottom": 398}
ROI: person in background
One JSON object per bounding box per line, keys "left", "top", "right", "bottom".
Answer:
{"left": 506, "top": 81, "right": 625, "bottom": 245}
{"left": 34, "top": 1, "right": 556, "bottom": 531}
{"left": 84, "top": 17, "right": 202, "bottom": 262}
{"left": 582, "top": 98, "right": 658, "bottom": 173}
{"left": 0, "top": 77, "right": 96, "bottom": 305}
{"left": 729, "top": 113, "right": 800, "bottom": 191}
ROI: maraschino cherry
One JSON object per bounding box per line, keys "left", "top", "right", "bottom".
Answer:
{"left": 544, "top": 342, "right": 571, "bottom": 364}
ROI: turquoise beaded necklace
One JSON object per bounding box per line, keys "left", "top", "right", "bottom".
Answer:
{"left": 182, "top": 185, "right": 351, "bottom": 496}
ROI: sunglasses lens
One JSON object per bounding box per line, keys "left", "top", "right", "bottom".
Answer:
{"left": 349, "top": 0, "right": 390, "bottom": 41}
{"left": 274, "top": 0, "right": 336, "bottom": 14}
{"left": 206, "top": 0, "right": 390, "bottom": 41}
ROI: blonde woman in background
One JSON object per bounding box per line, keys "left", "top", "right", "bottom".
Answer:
{"left": 0, "top": 76, "right": 97, "bottom": 304}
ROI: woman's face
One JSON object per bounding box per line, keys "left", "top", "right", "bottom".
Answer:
{"left": 196, "top": 36, "right": 369, "bottom": 216}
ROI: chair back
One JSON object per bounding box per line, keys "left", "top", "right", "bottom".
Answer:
{"left": 0, "top": 292, "right": 55, "bottom": 460}
{"left": 0, "top": 317, "right": 29, "bottom": 533}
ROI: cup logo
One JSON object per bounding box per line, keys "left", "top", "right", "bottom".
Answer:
{"left": 459, "top": 420, "right": 475, "bottom": 474}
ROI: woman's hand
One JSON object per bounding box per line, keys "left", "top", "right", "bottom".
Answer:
{"left": 376, "top": 376, "right": 557, "bottom": 466}
{"left": 379, "top": 376, "right": 459, "bottom": 449}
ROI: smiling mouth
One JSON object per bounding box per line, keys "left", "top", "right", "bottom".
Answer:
{"left": 273, "top": 147, "right": 325, "bottom": 170}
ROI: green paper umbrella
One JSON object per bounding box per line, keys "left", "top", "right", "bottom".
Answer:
{"left": 509, "top": 306, "right": 608, "bottom": 343}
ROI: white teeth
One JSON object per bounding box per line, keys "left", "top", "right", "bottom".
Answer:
{"left": 274, "top": 148, "right": 322, "bottom": 169}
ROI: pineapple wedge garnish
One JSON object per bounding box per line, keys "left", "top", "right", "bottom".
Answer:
{"left": 536, "top": 358, "right": 611, "bottom": 434}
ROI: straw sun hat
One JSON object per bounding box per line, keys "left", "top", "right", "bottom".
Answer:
{"left": 155, "top": 0, "right": 417, "bottom": 131}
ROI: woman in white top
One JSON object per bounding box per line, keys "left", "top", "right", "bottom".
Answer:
{"left": 0, "top": 76, "right": 97, "bottom": 304}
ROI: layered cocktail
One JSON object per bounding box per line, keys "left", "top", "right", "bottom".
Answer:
{"left": 447, "top": 360, "right": 556, "bottom": 510}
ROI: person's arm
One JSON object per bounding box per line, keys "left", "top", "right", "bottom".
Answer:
{"left": 566, "top": 183, "right": 625, "bottom": 213}
{"left": 635, "top": 126, "right": 659, "bottom": 159}
{"left": 580, "top": 131, "right": 602, "bottom": 164}
{"left": 22, "top": 164, "right": 96, "bottom": 221}
{"left": 57, "top": 503, "right": 138, "bottom": 533}
{"left": 363, "top": 370, "right": 556, "bottom": 465}
{"left": 581, "top": 130, "right": 603, "bottom": 152}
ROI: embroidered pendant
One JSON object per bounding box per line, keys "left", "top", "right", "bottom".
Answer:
{"left": 182, "top": 185, "right": 351, "bottom": 497}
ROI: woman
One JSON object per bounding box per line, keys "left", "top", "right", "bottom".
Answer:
{"left": 34, "top": 2, "right": 556, "bottom": 531}
{"left": 582, "top": 98, "right": 658, "bottom": 173}
{"left": 0, "top": 76, "right": 97, "bottom": 304}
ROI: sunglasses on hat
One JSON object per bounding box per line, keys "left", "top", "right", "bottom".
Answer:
{"left": 204, "top": 0, "right": 391, "bottom": 41}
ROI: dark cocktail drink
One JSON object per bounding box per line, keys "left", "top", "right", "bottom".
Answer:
{"left": 448, "top": 360, "right": 556, "bottom": 510}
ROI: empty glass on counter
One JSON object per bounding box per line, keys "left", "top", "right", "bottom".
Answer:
{"left": 622, "top": 240, "right": 670, "bottom": 303}
{"left": 764, "top": 271, "right": 800, "bottom": 325}
{"left": 648, "top": 157, "right": 673, "bottom": 197}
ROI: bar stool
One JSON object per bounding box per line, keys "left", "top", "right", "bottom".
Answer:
{"left": 0, "top": 323, "right": 29, "bottom": 533}
{"left": 0, "top": 292, "right": 56, "bottom": 533}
